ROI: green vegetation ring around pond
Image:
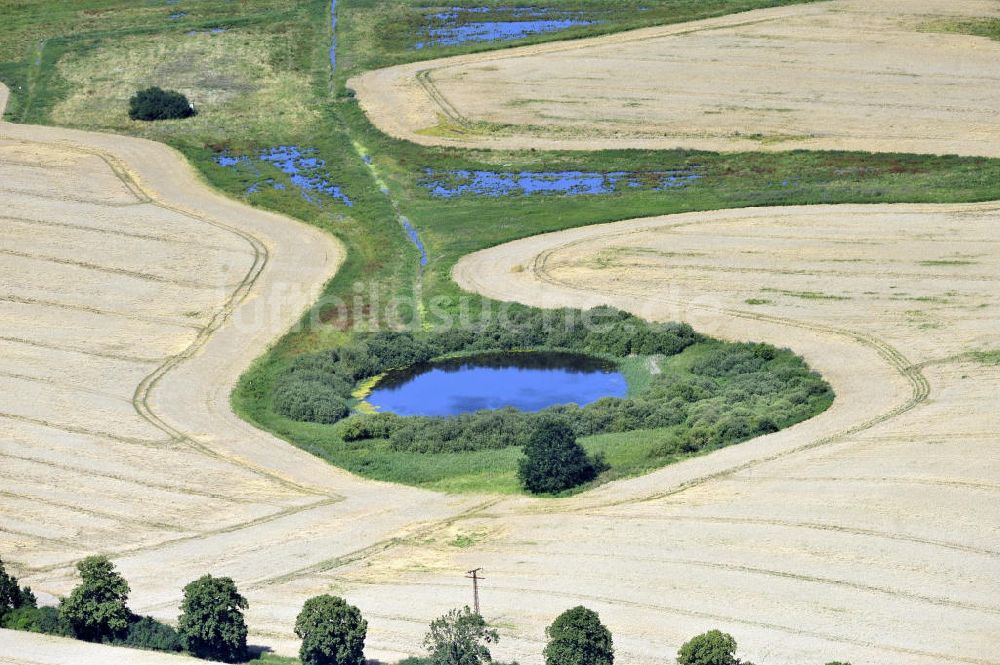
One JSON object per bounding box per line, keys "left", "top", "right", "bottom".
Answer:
{"left": 236, "top": 305, "right": 833, "bottom": 495}
{"left": 16, "top": 0, "right": 1000, "bottom": 497}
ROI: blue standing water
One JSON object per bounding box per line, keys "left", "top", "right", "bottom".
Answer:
{"left": 400, "top": 217, "right": 429, "bottom": 267}
{"left": 414, "top": 7, "right": 598, "bottom": 49}
{"left": 367, "top": 352, "right": 628, "bottom": 417}
{"left": 330, "top": 0, "right": 338, "bottom": 71}
{"left": 421, "top": 169, "right": 702, "bottom": 198}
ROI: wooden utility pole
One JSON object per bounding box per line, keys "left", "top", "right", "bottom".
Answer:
{"left": 465, "top": 568, "right": 483, "bottom": 614}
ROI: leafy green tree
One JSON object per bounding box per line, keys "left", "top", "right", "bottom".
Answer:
{"left": 424, "top": 606, "right": 499, "bottom": 665}
{"left": 177, "top": 575, "right": 248, "bottom": 662}
{"left": 677, "top": 630, "right": 738, "bottom": 665}
{"left": 295, "top": 595, "right": 368, "bottom": 665}
{"left": 128, "top": 86, "right": 196, "bottom": 121}
{"left": 518, "top": 417, "right": 597, "bottom": 494}
{"left": 543, "top": 606, "right": 613, "bottom": 665}
{"left": 60, "top": 556, "right": 130, "bottom": 642}
{"left": 0, "top": 557, "right": 36, "bottom": 627}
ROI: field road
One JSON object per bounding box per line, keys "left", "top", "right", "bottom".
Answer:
{"left": 0, "top": 82, "right": 478, "bottom": 662}
{"left": 350, "top": 0, "right": 1000, "bottom": 155}
{"left": 4, "top": 0, "right": 1000, "bottom": 662}
{"left": 376, "top": 0, "right": 996, "bottom": 663}
{"left": 453, "top": 203, "right": 1000, "bottom": 665}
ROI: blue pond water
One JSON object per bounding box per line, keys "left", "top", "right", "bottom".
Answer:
{"left": 415, "top": 7, "right": 596, "bottom": 48}
{"left": 367, "top": 352, "right": 627, "bottom": 417}
{"left": 168, "top": 11, "right": 187, "bottom": 20}
{"left": 421, "top": 169, "right": 702, "bottom": 198}
{"left": 214, "top": 146, "right": 352, "bottom": 206}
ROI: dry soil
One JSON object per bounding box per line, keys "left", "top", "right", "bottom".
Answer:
{"left": 3, "top": 1, "right": 1000, "bottom": 662}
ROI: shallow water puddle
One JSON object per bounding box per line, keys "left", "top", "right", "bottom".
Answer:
{"left": 415, "top": 7, "right": 597, "bottom": 48}
{"left": 421, "top": 169, "right": 702, "bottom": 198}
{"left": 330, "top": 0, "right": 338, "bottom": 71}
{"left": 214, "top": 146, "right": 353, "bottom": 206}
{"left": 400, "top": 216, "right": 429, "bottom": 266}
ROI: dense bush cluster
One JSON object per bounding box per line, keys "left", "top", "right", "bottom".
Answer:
{"left": 0, "top": 556, "right": 181, "bottom": 651}
{"left": 270, "top": 305, "right": 830, "bottom": 489}
{"left": 122, "top": 615, "right": 183, "bottom": 652}
{"left": 272, "top": 306, "right": 700, "bottom": 441}
{"left": 127, "top": 86, "right": 196, "bottom": 121}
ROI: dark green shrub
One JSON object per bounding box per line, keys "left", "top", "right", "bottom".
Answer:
{"left": 295, "top": 595, "right": 367, "bottom": 665}
{"left": 122, "top": 615, "right": 183, "bottom": 652}
{"left": 339, "top": 413, "right": 402, "bottom": 441}
{"left": 273, "top": 381, "right": 349, "bottom": 424}
{"left": 178, "top": 575, "right": 248, "bottom": 663}
{"left": 4, "top": 605, "right": 70, "bottom": 636}
{"left": 0, "top": 557, "right": 35, "bottom": 626}
{"left": 518, "top": 416, "right": 598, "bottom": 494}
{"left": 543, "top": 606, "right": 613, "bottom": 665}
{"left": 677, "top": 630, "right": 738, "bottom": 665}
{"left": 128, "top": 87, "right": 195, "bottom": 121}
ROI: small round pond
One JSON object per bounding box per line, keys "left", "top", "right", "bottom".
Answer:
{"left": 366, "top": 351, "right": 628, "bottom": 417}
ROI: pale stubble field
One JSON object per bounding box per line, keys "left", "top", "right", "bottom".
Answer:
{"left": 2, "top": 0, "right": 1000, "bottom": 662}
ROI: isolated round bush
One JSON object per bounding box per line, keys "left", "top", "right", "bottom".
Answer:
{"left": 677, "top": 630, "right": 738, "bottom": 665}
{"left": 128, "top": 86, "right": 195, "bottom": 121}
{"left": 543, "top": 606, "right": 614, "bottom": 665}
{"left": 177, "top": 575, "right": 248, "bottom": 663}
{"left": 518, "top": 416, "right": 597, "bottom": 494}
{"left": 295, "top": 595, "right": 367, "bottom": 665}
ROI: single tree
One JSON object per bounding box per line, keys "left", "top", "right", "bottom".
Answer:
{"left": 128, "top": 86, "right": 196, "bottom": 121}
{"left": 677, "top": 630, "right": 738, "bottom": 665}
{"left": 177, "top": 575, "right": 248, "bottom": 663}
{"left": 424, "top": 606, "right": 499, "bottom": 665}
{"left": 295, "top": 595, "right": 367, "bottom": 665}
{"left": 543, "top": 606, "right": 613, "bottom": 665}
{"left": 518, "top": 416, "right": 597, "bottom": 494}
{"left": 0, "top": 557, "right": 36, "bottom": 626}
{"left": 59, "top": 555, "right": 130, "bottom": 642}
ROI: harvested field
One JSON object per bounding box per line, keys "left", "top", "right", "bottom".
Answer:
{"left": 350, "top": 0, "right": 1000, "bottom": 155}
{"left": 451, "top": 202, "right": 1000, "bottom": 665}
{"left": 4, "top": 0, "right": 1000, "bottom": 662}
{"left": 0, "top": 83, "right": 476, "bottom": 661}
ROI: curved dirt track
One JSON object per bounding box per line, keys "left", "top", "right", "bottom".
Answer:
{"left": 4, "top": 0, "right": 1000, "bottom": 662}
{"left": 0, "top": 84, "right": 477, "bottom": 662}
{"left": 448, "top": 201, "right": 1000, "bottom": 665}
{"left": 431, "top": 1, "right": 1000, "bottom": 663}
{"left": 351, "top": 0, "right": 1000, "bottom": 155}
